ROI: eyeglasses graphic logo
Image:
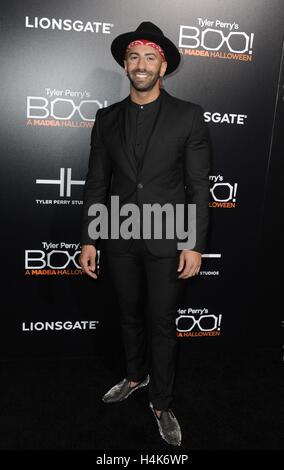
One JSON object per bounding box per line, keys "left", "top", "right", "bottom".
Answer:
{"left": 179, "top": 26, "right": 254, "bottom": 54}
{"left": 36, "top": 168, "right": 84, "bottom": 197}
{"left": 210, "top": 182, "right": 238, "bottom": 203}
{"left": 176, "top": 314, "right": 222, "bottom": 332}
{"left": 27, "top": 97, "right": 107, "bottom": 121}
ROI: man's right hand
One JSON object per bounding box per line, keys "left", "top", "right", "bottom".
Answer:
{"left": 79, "top": 244, "right": 98, "bottom": 279}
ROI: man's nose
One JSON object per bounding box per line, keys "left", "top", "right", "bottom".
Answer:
{"left": 137, "top": 56, "right": 147, "bottom": 69}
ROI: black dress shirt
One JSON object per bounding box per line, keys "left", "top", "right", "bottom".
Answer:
{"left": 126, "top": 91, "right": 162, "bottom": 167}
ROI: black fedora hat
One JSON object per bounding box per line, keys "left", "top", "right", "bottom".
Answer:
{"left": 111, "top": 21, "right": 181, "bottom": 75}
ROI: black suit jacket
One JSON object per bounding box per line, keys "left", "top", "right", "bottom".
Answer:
{"left": 81, "top": 88, "right": 211, "bottom": 257}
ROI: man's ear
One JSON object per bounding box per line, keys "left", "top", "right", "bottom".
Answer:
{"left": 123, "top": 59, "right": 127, "bottom": 72}
{"left": 160, "top": 61, "right": 168, "bottom": 78}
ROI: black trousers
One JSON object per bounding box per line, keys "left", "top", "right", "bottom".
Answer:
{"left": 104, "top": 238, "right": 185, "bottom": 410}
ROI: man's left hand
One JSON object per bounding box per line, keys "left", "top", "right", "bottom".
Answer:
{"left": 177, "top": 250, "right": 202, "bottom": 279}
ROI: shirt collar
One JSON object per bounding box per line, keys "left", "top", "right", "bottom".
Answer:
{"left": 128, "top": 90, "right": 162, "bottom": 109}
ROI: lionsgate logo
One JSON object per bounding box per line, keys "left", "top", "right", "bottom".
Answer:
{"left": 176, "top": 307, "right": 222, "bottom": 337}
{"left": 25, "top": 16, "right": 114, "bottom": 34}
{"left": 209, "top": 175, "right": 238, "bottom": 208}
{"left": 87, "top": 196, "right": 197, "bottom": 251}
{"left": 25, "top": 242, "right": 83, "bottom": 276}
{"left": 204, "top": 111, "right": 248, "bottom": 125}
{"left": 179, "top": 17, "right": 254, "bottom": 62}
{"left": 35, "top": 167, "right": 84, "bottom": 206}
{"left": 22, "top": 320, "right": 99, "bottom": 332}
{"left": 26, "top": 88, "right": 107, "bottom": 128}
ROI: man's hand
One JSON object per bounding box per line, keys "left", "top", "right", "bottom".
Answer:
{"left": 177, "top": 250, "right": 202, "bottom": 279}
{"left": 79, "top": 245, "right": 98, "bottom": 279}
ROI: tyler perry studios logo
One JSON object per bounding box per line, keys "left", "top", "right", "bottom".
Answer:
{"left": 24, "top": 242, "right": 84, "bottom": 276}
{"left": 35, "top": 167, "right": 84, "bottom": 206}
{"left": 26, "top": 88, "right": 108, "bottom": 128}
{"left": 209, "top": 175, "right": 238, "bottom": 208}
{"left": 176, "top": 307, "right": 222, "bottom": 338}
{"left": 178, "top": 17, "right": 254, "bottom": 62}
{"left": 198, "top": 253, "right": 221, "bottom": 277}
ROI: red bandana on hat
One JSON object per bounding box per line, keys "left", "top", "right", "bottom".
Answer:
{"left": 125, "top": 39, "right": 166, "bottom": 61}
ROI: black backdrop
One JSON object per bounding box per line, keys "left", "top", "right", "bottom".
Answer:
{"left": 1, "top": 0, "right": 283, "bottom": 358}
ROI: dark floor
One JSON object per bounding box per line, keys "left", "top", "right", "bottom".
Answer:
{"left": 0, "top": 347, "right": 283, "bottom": 450}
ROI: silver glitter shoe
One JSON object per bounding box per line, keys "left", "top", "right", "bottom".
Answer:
{"left": 149, "top": 401, "right": 182, "bottom": 446}
{"left": 102, "top": 375, "right": 150, "bottom": 403}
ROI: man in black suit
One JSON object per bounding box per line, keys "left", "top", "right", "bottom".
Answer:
{"left": 79, "top": 21, "right": 211, "bottom": 446}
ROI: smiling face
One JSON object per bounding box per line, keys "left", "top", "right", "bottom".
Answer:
{"left": 124, "top": 44, "right": 167, "bottom": 92}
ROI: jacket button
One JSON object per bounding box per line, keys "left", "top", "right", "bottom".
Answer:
{"left": 137, "top": 183, "right": 143, "bottom": 189}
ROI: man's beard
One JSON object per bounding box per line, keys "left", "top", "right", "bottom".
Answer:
{"left": 127, "top": 69, "right": 161, "bottom": 92}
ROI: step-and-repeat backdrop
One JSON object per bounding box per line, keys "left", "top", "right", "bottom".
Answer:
{"left": 1, "top": 0, "right": 283, "bottom": 357}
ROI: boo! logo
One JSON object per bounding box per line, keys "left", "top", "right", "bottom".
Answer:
{"left": 26, "top": 96, "right": 108, "bottom": 121}
{"left": 179, "top": 25, "right": 254, "bottom": 54}
{"left": 24, "top": 242, "right": 84, "bottom": 275}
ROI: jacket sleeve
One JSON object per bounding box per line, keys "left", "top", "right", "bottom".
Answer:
{"left": 184, "top": 104, "right": 211, "bottom": 253}
{"left": 80, "top": 108, "right": 112, "bottom": 247}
